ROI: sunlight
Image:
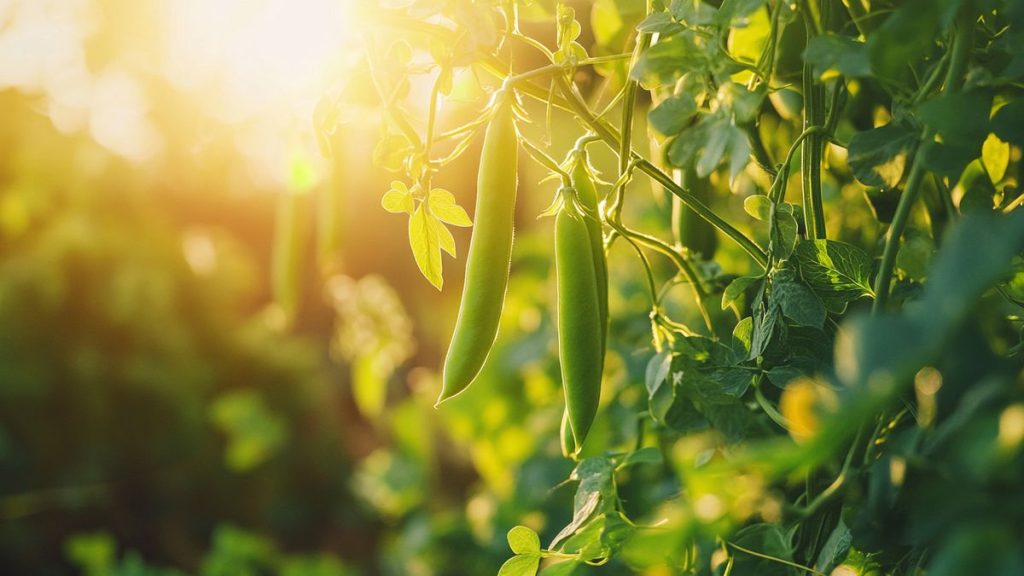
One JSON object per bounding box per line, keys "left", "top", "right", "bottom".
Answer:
{"left": 161, "top": 0, "right": 356, "bottom": 123}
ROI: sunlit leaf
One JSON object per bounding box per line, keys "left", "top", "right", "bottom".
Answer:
{"left": 428, "top": 188, "right": 472, "bottom": 226}
{"left": 408, "top": 204, "right": 443, "bottom": 289}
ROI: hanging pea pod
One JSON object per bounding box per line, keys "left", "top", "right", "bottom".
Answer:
{"left": 555, "top": 200, "right": 604, "bottom": 448}
{"left": 438, "top": 95, "right": 518, "bottom": 404}
{"left": 560, "top": 409, "right": 576, "bottom": 459}
{"left": 569, "top": 153, "right": 608, "bottom": 356}
{"left": 672, "top": 167, "right": 718, "bottom": 260}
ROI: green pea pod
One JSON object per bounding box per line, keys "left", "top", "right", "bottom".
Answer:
{"left": 570, "top": 156, "right": 608, "bottom": 356}
{"left": 438, "top": 97, "right": 518, "bottom": 404}
{"left": 672, "top": 168, "right": 718, "bottom": 260}
{"left": 556, "top": 207, "right": 603, "bottom": 448}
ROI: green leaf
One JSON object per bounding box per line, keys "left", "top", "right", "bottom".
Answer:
{"left": 538, "top": 560, "right": 581, "bottom": 576}
{"left": 409, "top": 204, "right": 443, "bottom": 290}
{"left": 981, "top": 134, "right": 1010, "bottom": 183}
{"left": 507, "top": 526, "right": 541, "bottom": 555}
{"left": 382, "top": 182, "right": 413, "bottom": 214}
{"left": 497, "top": 554, "right": 540, "bottom": 576}
{"left": 772, "top": 206, "right": 799, "bottom": 260}
{"left": 631, "top": 32, "right": 708, "bottom": 88}
{"left": 814, "top": 519, "right": 852, "bottom": 573}
{"left": 795, "top": 239, "right": 875, "bottom": 301}
{"left": 867, "top": 0, "right": 961, "bottom": 82}
{"left": 716, "top": 0, "right": 766, "bottom": 25}
{"left": 744, "top": 195, "right": 772, "bottom": 221}
{"left": 621, "top": 447, "right": 663, "bottom": 468}
{"left": 723, "top": 275, "right": 763, "bottom": 311}
{"left": 772, "top": 271, "right": 826, "bottom": 329}
{"left": 803, "top": 34, "right": 871, "bottom": 79}
{"left": 648, "top": 93, "right": 697, "bottom": 136}
{"left": 636, "top": 12, "right": 678, "bottom": 34}
{"left": 847, "top": 123, "right": 917, "bottom": 188}
{"left": 428, "top": 188, "right": 471, "bottom": 226}
{"left": 992, "top": 100, "right": 1024, "bottom": 146}
{"left": 918, "top": 90, "right": 993, "bottom": 180}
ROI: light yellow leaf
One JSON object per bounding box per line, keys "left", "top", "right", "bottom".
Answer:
{"left": 982, "top": 133, "right": 1010, "bottom": 184}
{"left": 409, "top": 204, "right": 443, "bottom": 289}
{"left": 434, "top": 218, "right": 456, "bottom": 257}
{"left": 429, "top": 188, "right": 472, "bottom": 226}
{"left": 382, "top": 181, "right": 413, "bottom": 214}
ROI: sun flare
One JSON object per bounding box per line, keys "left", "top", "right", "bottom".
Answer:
{"left": 162, "top": 0, "right": 356, "bottom": 122}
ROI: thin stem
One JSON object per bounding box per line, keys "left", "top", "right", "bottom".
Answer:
{"left": 801, "top": 5, "right": 827, "bottom": 240}
{"left": 553, "top": 76, "right": 769, "bottom": 267}
{"left": 726, "top": 541, "right": 827, "bottom": 576}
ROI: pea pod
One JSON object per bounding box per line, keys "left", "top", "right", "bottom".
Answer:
{"left": 559, "top": 409, "right": 576, "bottom": 459}
{"left": 570, "top": 155, "right": 608, "bottom": 355}
{"left": 438, "top": 97, "right": 518, "bottom": 404}
{"left": 556, "top": 205, "right": 603, "bottom": 447}
{"left": 672, "top": 168, "right": 718, "bottom": 260}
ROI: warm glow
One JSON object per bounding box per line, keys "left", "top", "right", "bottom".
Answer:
{"left": 161, "top": 0, "right": 356, "bottom": 123}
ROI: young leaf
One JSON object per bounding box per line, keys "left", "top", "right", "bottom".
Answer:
{"left": 648, "top": 93, "right": 697, "bottom": 136}
{"left": 507, "top": 526, "right": 541, "bottom": 556}
{"left": 744, "top": 195, "right": 772, "bottom": 221}
{"left": 409, "top": 204, "right": 443, "bottom": 289}
{"left": 429, "top": 188, "right": 472, "bottom": 226}
{"left": 497, "top": 554, "right": 540, "bottom": 576}
{"left": 723, "top": 275, "right": 763, "bottom": 311}
{"left": 382, "top": 181, "right": 413, "bottom": 214}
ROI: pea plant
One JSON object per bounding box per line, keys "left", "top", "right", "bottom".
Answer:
{"left": 313, "top": 0, "right": 1024, "bottom": 574}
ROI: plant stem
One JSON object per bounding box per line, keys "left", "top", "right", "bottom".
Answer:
{"left": 801, "top": 2, "right": 827, "bottom": 240}
{"left": 872, "top": 10, "right": 974, "bottom": 313}
{"left": 553, "top": 77, "right": 770, "bottom": 268}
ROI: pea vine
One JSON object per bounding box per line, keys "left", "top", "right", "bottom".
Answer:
{"left": 314, "top": 0, "right": 1024, "bottom": 574}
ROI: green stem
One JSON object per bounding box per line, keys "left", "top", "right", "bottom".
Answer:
{"left": 553, "top": 77, "right": 769, "bottom": 268}
{"left": 801, "top": 5, "right": 827, "bottom": 240}
{"left": 872, "top": 10, "right": 974, "bottom": 313}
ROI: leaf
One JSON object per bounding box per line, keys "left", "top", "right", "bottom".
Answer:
{"left": 550, "top": 491, "right": 601, "bottom": 549}
{"left": 992, "top": 100, "right": 1024, "bottom": 146}
{"left": 382, "top": 181, "right": 413, "bottom": 214}
{"left": 918, "top": 211, "right": 1024, "bottom": 329}
{"left": 772, "top": 271, "right": 827, "bottom": 329}
{"left": 716, "top": 0, "right": 767, "bottom": 25}
{"left": 428, "top": 188, "right": 472, "bottom": 226}
{"left": 631, "top": 32, "right": 708, "bottom": 88}
{"left": 433, "top": 217, "right": 456, "bottom": 257}
{"left": 497, "top": 554, "right": 540, "bottom": 576}
{"left": 538, "top": 560, "right": 581, "bottom": 576}
{"left": 648, "top": 93, "right": 697, "bottom": 136}
{"left": 723, "top": 275, "right": 763, "bottom": 311}
{"left": 636, "top": 12, "right": 678, "bottom": 34}
{"left": 409, "top": 204, "right": 443, "bottom": 289}
{"left": 773, "top": 206, "right": 799, "bottom": 260}
{"left": 507, "top": 526, "right": 541, "bottom": 555}
{"left": 621, "top": 447, "right": 663, "bottom": 468}
{"left": 744, "top": 195, "right": 772, "bottom": 221}
{"left": 803, "top": 34, "right": 871, "bottom": 80}
{"left": 917, "top": 90, "right": 993, "bottom": 180}
{"left": 847, "top": 123, "right": 918, "bottom": 188}
{"left": 814, "top": 519, "right": 853, "bottom": 573}
{"left": 794, "top": 240, "right": 874, "bottom": 301}
{"left": 981, "top": 133, "right": 1010, "bottom": 183}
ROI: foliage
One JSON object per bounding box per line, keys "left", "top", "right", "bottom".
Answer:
{"left": 310, "top": 0, "right": 1024, "bottom": 574}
